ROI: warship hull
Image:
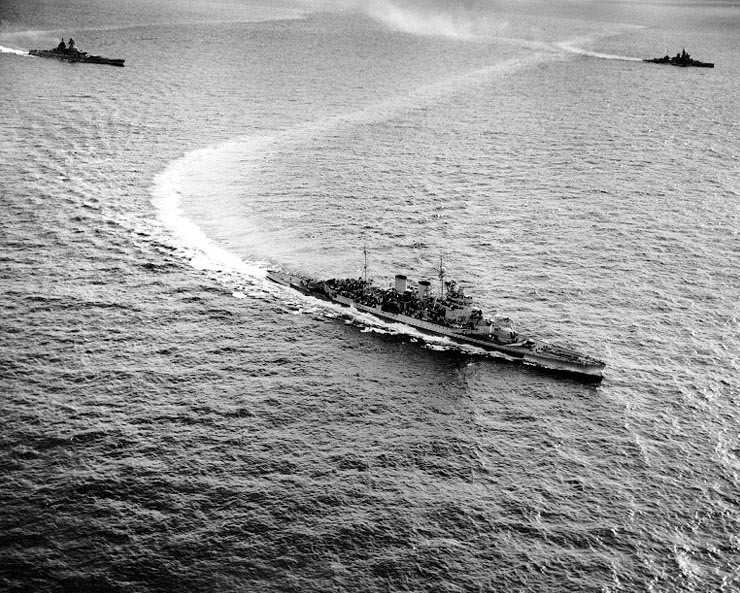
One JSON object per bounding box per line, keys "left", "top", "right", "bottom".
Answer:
{"left": 643, "top": 58, "right": 713, "bottom": 68}
{"left": 29, "top": 49, "right": 125, "bottom": 67}
{"left": 267, "top": 271, "right": 605, "bottom": 381}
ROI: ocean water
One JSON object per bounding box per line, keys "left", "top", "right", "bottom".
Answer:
{"left": 1, "top": 1, "right": 739, "bottom": 591}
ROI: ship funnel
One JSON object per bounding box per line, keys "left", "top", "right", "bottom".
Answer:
{"left": 395, "top": 274, "right": 408, "bottom": 293}
{"left": 418, "top": 280, "right": 431, "bottom": 299}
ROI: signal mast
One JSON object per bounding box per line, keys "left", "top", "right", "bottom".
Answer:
{"left": 437, "top": 255, "right": 446, "bottom": 298}
{"left": 363, "top": 244, "right": 368, "bottom": 283}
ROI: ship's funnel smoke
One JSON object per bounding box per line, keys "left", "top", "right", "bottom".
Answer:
{"left": 297, "top": 0, "right": 507, "bottom": 39}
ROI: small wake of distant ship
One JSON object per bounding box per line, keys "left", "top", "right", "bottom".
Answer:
{"left": 0, "top": 45, "right": 30, "bottom": 56}
{"left": 556, "top": 40, "right": 641, "bottom": 62}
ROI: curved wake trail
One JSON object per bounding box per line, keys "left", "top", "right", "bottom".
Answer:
{"left": 150, "top": 50, "right": 558, "bottom": 284}
{"left": 151, "top": 141, "right": 271, "bottom": 293}
{"left": 557, "top": 40, "right": 642, "bottom": 62}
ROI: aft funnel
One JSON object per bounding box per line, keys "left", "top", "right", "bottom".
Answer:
{"left": 395, "top": 274, "right": 408, "bottom": 293}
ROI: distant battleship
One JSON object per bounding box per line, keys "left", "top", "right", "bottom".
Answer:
{"left": 268, "top": 253, "right": 606, "bottom": 381}
{"left": 644, "top": 49, "right": 713, "bottom": 68}
{"left": 29, "top": 38, "right": 124, "bottom": 67}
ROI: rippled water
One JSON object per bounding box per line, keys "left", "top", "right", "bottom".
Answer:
{"left": 2, "top": 1, "right": 739, "bottom": 591}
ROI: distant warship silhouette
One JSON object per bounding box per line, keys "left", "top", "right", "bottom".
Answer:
{"left": 644, "top": 49, "right": 713, "bottom": 68}
{"left": 29, "top": 38, "right": 124, "bottom": 67}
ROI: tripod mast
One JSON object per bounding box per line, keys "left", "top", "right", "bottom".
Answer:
{"left": 363, "top": 245, "right": 368, "bottom": 283}
{"left": 437, "top": 255, "right": 446, "bottom": 298}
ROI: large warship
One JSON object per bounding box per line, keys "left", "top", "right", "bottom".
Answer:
{"left": 644, "top": 49, "right": 713, "bottom": 68}
{"left": 29, "top": 38, "right": 124, "bottom": 67}
{"left": 267, "top": 255, "right": 606, "bottom": 381}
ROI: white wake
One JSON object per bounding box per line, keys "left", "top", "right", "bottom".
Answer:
{"left": 557, "top": 40, "right": 641, "bottom": 62}
{"left": 150, "top": 140, "right": 271, "bottom": 287}
{"left": 0, "top": 45, "right": 30, "bottom": 56}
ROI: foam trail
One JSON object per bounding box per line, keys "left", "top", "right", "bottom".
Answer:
{"left": 151, "top": 142, "right": 270, "bottom": 284}
{"left": 0, "top": 45, "right": 30, "bottom": 56}
{"left": 149, "top": 47, "right": 558, "bottom": 298}
{"left": 557, "top": 40, "right": 641, "bottom": 62}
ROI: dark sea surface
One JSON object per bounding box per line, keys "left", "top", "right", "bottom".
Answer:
{"left": 1, "top": 1, "right": 739, "bottom": 591}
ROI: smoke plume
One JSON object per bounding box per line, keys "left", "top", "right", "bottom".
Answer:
{"left": 298, "top": 0, "right": 507, "bottom": 39}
